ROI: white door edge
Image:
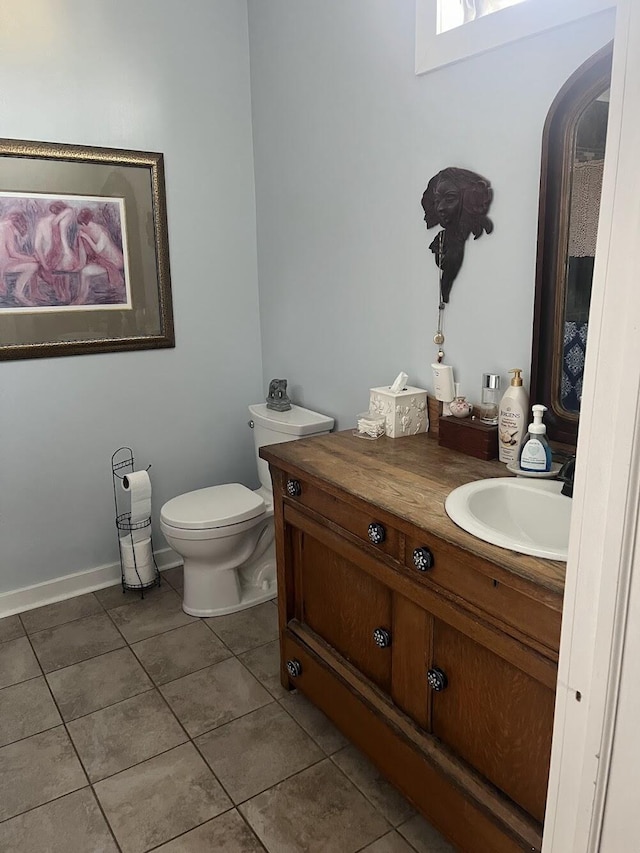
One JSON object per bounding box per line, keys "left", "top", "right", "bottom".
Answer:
{"left": 543, "top": 0, "right": 640, "bottom": 849}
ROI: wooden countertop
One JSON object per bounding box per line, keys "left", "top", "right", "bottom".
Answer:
{"left": 260, "top": 430, "right": 565, "bottom": 601}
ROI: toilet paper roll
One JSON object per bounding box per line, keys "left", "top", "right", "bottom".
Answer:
{"left": 122, "top": 470, "right": 152, "bottom": 543}
{"left": 119, "top": 536, "right": 155, "bottom": 586}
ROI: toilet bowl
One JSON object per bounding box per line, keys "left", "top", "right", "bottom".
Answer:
{"left": 160, "top": 483, "right": 274, "bottom": 617}
{"left": 160, "top": 403, "right": 334, "bottom": 617}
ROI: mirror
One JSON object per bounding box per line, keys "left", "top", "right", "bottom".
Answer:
{"left": 530, "top": 43, "right": 613, "bottom": 446}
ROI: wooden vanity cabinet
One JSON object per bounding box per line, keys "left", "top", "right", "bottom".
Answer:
{"left": 263, "top": 433, "right": 564, "bottom": 853}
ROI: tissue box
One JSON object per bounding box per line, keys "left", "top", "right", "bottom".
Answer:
{"left": 369, "top": 385, "right": 428, "bottom": 438}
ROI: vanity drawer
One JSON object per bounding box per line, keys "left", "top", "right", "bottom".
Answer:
{"left": 283, "top": 477, "right": 401, "bottom": 560}
{"left": 404, "top": 532, "right": 562, "bottom": 652}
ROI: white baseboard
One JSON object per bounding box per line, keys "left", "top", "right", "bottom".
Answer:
{"left": 0, "top": 548, "right": 182, "bottom": 619}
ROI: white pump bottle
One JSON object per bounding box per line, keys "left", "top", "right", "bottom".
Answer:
{"left": 519, "top": 405, "right": 553, "bottom": 472}
{"left": 498, "top": 368, "right": 529, "bottom": 464}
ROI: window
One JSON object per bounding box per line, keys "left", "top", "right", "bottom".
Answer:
{"left": 416, "top": 0, "right": 615, "bottom": 75}
{"left": 438, "top": 0, "right": 527, "bottom": 35}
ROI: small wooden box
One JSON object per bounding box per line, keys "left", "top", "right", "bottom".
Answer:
{"left": 427, "top": 395, "right": 442, "bottom": 439}
{"left": 438, "top": 416, "right": 498, "bottom": 460}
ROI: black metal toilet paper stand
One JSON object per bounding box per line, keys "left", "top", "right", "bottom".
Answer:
{"left": 111, "top": 447, "right": 161, "bottom": 598}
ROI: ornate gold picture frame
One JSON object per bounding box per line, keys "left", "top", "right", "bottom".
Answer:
{"left": 0, "top": 138, "right": 174, "bottom": 360}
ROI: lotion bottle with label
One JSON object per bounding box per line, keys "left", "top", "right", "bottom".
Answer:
{"left": 498, "top": 368, "right": 529, "bottom": 464}
{"left": 519, "top": 405, "right": 553, "bottom": 472}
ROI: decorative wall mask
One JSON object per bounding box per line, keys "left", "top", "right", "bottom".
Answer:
{"left": 421, "top": 167, "right": 494, "bottom": 304}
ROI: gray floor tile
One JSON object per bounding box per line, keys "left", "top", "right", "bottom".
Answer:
{"left": 0, "top": 676, "right": 61, "bottom": 747}
{"left": 68, "top": 689, "right": 187, "bottom": 782}
{"left": 238, "top": 639, "right": 289, "bottom": 699}
{"left": 0, "top": 726, "right": 87, "bottom": 821}
{"left": 29, "top": 612, "right": 125, "bottom": 673}
{"left": 131, "top": 621, "right": 231, "bottom": 685}
{"left": 0, "top": 788, "right": 118, "bottom": 853}
{"left": 0, "top": 592, "right": 450, "bottom": 853}
{"left": 94, "top": 580, "right": 169, "bottom": 611}
{"left": 46, "top": 646, "right": 153, "bottom": 721}
{"left": 279, "top": 690, "right": 349, "bottom": 755}
{"left": 239, "top": 759, "right": 389, "bottom": 853}
{"left": 0, "top": 615, "right": 24, "bottom": 643}
{"left": 332, "top": 744, "right": 415, "bottom": 826}
{"left": 94, "top": 743, "right": 231, "bottom": 853}
{"left": 0, "top": 636, "right": 41, "bottom": 689}
{"left": 20, "top": 593, "right": 103, "bottom": 634}
{"left": 153, "top": 809, "right": 265, "bottom": 852}
{"left": 160, "top": 657, "right": 272, "bottom": 737}
{"left": 205, "top": 601, "right": 278, "bottom": 654}
{"left": 360, "top": 831, "right": 416, "bottom": 853}
{"left": 397, "top": 814, "right": 456, "bottom": 853}
{"left": 196, "top": 702, "right": 323, "bottom": 803}
{"left": 162, "top": 565, "right": 184, "bottom": 592}
{"left": 109, "top": 588, "right": 197, "bottom": 643}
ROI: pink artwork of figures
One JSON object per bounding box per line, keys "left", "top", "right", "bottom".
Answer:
{"left": 0, "top": 192, "right": 131, "bottom": 312}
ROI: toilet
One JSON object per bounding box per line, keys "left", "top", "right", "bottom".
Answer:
{"left": 160, "top": 403, "right": 334, "bottom": 617}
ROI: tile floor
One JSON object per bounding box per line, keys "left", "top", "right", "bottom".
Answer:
{"left": 0, "top": 569, "right": 455, "bottom": 853}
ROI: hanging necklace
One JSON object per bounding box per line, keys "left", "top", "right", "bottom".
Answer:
{"left": 433, "top": 230, "right": 445, "bottom": 363}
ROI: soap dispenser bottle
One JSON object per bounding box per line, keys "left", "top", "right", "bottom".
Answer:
{"left": 498, "top": 368, "right": 529, "bottom": 464}
{"left": 519, "top": 405, "right": 553, "bottom": 472}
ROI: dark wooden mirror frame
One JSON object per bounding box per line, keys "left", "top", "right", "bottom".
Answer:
{"left": 530, "top": 42, "right": 613, "bottom": 447}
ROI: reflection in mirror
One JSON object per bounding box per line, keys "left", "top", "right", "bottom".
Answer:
{"left": 562, "top": 89, "right": 609, "bottom": 413}
{"left": 531, "top": 43, "right": 612, "bottom": 447}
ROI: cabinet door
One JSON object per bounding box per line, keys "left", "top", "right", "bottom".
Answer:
{"left": 295, "top": 531, "right": 392, "bottom": 693}
{"left": 430, "top": 620, "right": 554, "bottom": 823}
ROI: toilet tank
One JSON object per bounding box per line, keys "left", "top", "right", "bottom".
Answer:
{"left": 248, "top": 403, "right": 334, "bottom": 491}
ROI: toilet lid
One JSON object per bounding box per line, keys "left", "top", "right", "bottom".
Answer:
{"left": 161, "top": 483, "right": 265, "bottom": 530}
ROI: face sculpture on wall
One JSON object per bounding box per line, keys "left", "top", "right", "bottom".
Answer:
{"left": 421, "top": 167, "right": 494, "bottom": 303}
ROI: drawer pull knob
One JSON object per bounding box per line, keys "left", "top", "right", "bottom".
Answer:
{"left": 286, "top": 479, "right": 302, "bottom": 497}
{"left": 368, "top": 522, "right": 386, "bottom": 545}
{"left": 373, "top": 627, "right": 391, "bottom": 648}
{"left": 286, "top": 659, "right": 302, "bottom": 678}
{"left": 413, "top": 547, "right": 434, "bottom": 571}
{"left": 427, "top": 667, "right": 448, "bottom": 692}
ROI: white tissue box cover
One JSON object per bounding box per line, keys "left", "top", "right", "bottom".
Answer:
{"left": 369, "top": 385, "right": 428, "bottom": 438}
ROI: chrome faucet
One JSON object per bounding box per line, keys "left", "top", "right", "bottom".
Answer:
{"left": 558, "top": 455, "right": 576, "bottom": 498}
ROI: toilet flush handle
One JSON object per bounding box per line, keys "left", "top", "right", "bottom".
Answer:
{"left": 248, "top": 420, "right": 255, "bottom": 428}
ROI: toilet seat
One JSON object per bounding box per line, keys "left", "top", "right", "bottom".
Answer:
{"left": 161, "top": 483, "right": 265, "bottom": 531}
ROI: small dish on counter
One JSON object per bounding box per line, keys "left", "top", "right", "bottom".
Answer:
{"left": 506, "top": 460, "right": 562, "bottom": 479}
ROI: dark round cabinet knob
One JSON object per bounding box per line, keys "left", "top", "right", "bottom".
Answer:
{"left": 286, "top": 479, "right": 302, "bottom": 498}
{"left": 286, "top": 659, "right": 302, "bottom": 678}
{"left": 427, "top": 667, "right": 448, "bottom": 692}
{"left": 368, "top": 522, "right": 386, "bottom": 545}
{"left": 413, "top": 547, "right": 434, "bottom": 572}
{"left": 373, "top": 627, "right": 392, "bottom": 648}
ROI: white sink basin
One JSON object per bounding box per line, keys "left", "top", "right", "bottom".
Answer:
{"left": 445, "top": 477, "right": 571, "bottom": 561}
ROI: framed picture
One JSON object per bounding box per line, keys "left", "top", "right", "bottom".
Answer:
{"left": 0, "top": 138, "right": 174, "bottom": 360}
{"left": 415, "top": 0, "right": 615, "bottom": 76}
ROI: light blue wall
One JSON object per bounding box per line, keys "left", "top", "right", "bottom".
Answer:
{"left": 0, "top": 1, "right": 263, "bottom": 594}
{"left": 248, "top": 0, "right": 615, "bottom": 428}
{"left": 0, "top": 1, "right": 616, "bottom": 597}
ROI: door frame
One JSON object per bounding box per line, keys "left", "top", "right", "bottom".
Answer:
{"left": 543, "top": 0, "right": 640, "bottom": 849}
